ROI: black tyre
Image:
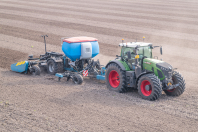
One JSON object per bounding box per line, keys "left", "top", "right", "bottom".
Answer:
{"left": 138, "top": 74, "right": 162, "bottom": 101}
{"left": 105, "top": 63, "right": 127, "bottom": 93}
{"left": 164, "top": 71, "right": 185, "bottom": 96}
{"left": 72, "top": 74, "right": 83, "bottom": 85}
{"left": 47, "top": 59, "right": 63, "bottom": 75}
{"left": 31, "top": 65, "right": 41, "bottom": 75}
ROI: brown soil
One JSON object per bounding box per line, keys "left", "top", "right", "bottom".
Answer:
{"left": 0, "top": 25, "right": 119, "bottom": 57}
{"left": 1, "top": 0, "right": 198, "bottom": 131}
{"left": 0, "top": 47, "right": 27, "bottom": 69}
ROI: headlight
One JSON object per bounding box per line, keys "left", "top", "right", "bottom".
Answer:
{"left": 161, "top": 67, "right": 168, "bottom": 71}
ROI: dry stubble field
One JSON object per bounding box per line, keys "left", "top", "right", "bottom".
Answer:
{"left": 0, "top": 0, "right": 198, "bottom": 131}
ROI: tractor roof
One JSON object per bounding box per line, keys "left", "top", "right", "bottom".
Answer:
{"left": 119, "top": 42, "right": 152, "bottom": 48}
{"left": 63, "top": 37, "right": 98, "bottom": 43}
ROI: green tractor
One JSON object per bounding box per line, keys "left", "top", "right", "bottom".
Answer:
{"left": 105, "top": 41, "right": 185, "bottom": 101}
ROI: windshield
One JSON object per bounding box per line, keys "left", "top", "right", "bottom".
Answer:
{"left": 122, "top": 46, "right": 152, "bottom": 59}
{"left": 121, "top": 46, "right": 152, "bottom": 68}
{"left": 138, "top": 46, "right": 152, "bottom": 59}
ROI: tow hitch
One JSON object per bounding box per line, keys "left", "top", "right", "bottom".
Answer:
{"left": 165, "top": 83, "right": 180, "bottom": 90}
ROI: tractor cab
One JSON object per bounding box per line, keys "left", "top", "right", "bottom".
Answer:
{"left": 119, "top": 42, "right": 153, "bottom": 70}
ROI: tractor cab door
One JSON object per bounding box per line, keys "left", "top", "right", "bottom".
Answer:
{"left": 122, "top": 46, "right": 152, "bottom": 70}
{"left": 137, "top": 46, "right": 152, "bottom": 65}
{"left": 122, "top": 47, "right": 136, "bottom": 70}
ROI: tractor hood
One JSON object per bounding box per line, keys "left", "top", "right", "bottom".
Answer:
{"left": 143, "top": 58, "right": 173, "bottom": 79}
{"left": 143, "top": 58, "right": 163, "bottom": 64}
{"left": 144, "top": 58, "right": 172, "bottom": 69}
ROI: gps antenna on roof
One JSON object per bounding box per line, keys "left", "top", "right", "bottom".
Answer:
{"left": 41, "top": 35, "right": 48, "bottom": 53}
{"left": 122, "top": 39, "right": 124, "bottom": 44}
{"left": 143, "top": 36, "right": 145, "bottom": 42}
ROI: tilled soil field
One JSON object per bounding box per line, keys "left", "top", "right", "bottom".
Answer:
{"left": 1, "top": 0, "right": 198, "bottom": 131}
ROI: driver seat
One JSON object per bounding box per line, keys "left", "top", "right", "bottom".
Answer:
{"left": 128, "top": 59, "right": 135, "bottom": 70}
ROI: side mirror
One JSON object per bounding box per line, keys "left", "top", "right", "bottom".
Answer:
{"left": 127, "top": 51, "right": 131, "bottom": 59}
{"left": 160, "top": 46, "right": 163, "bottom": 55}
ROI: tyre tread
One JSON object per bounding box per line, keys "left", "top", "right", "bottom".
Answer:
{"left": 32, "top": 65, "right": 41, "bottom": 75}
{"left": 73, "top": 74, "right": 83, "bottom": 85}
{"left": 138, "top": 73, "right": 162, "bottom": 101}
{"left": 105, "top": 63, "right": 128, "bottom": 93}
{"left": 164, "top": 71, "right": 186, "bottom": 96}
{"left": 47, "top": 59, "right": 63, "bottom": 75}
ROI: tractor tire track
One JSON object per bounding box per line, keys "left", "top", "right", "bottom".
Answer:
{"left": 1, "top": 5, "right": 198, "bottom": 34}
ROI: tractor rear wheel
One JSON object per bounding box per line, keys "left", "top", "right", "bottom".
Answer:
{"left": 31, "top": 65, "right": 41, "bottom": 75}
{"left": 138, "top": 74, "right": 162, "bottom": 101}
{"left": 164, "top": 71, "right": 185, "bottom": 96}
{"left": 47, "top": 59, "right": 63, "bottom": 75}
{"left": 72, "top": 74, "right": 83, "bottom": 85}
{"left": 105, "top": 63, "right": 127, "bottom": 93}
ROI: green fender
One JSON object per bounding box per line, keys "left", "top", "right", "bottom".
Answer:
{"left": 105, "top": 60, "right": 126, "bottom": 70}
{"left": 135, "top": 71, "right": 154, "bottom": 88}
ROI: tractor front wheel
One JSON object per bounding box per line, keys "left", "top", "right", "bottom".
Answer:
{"left": 105, "top": 63, "right": 127, "bottom": 93}
{"left": 138, "top": 74, "right": 162, "bottom": 101}
{"left": 164, "top": 71, "right": 185, "bottom": 96}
